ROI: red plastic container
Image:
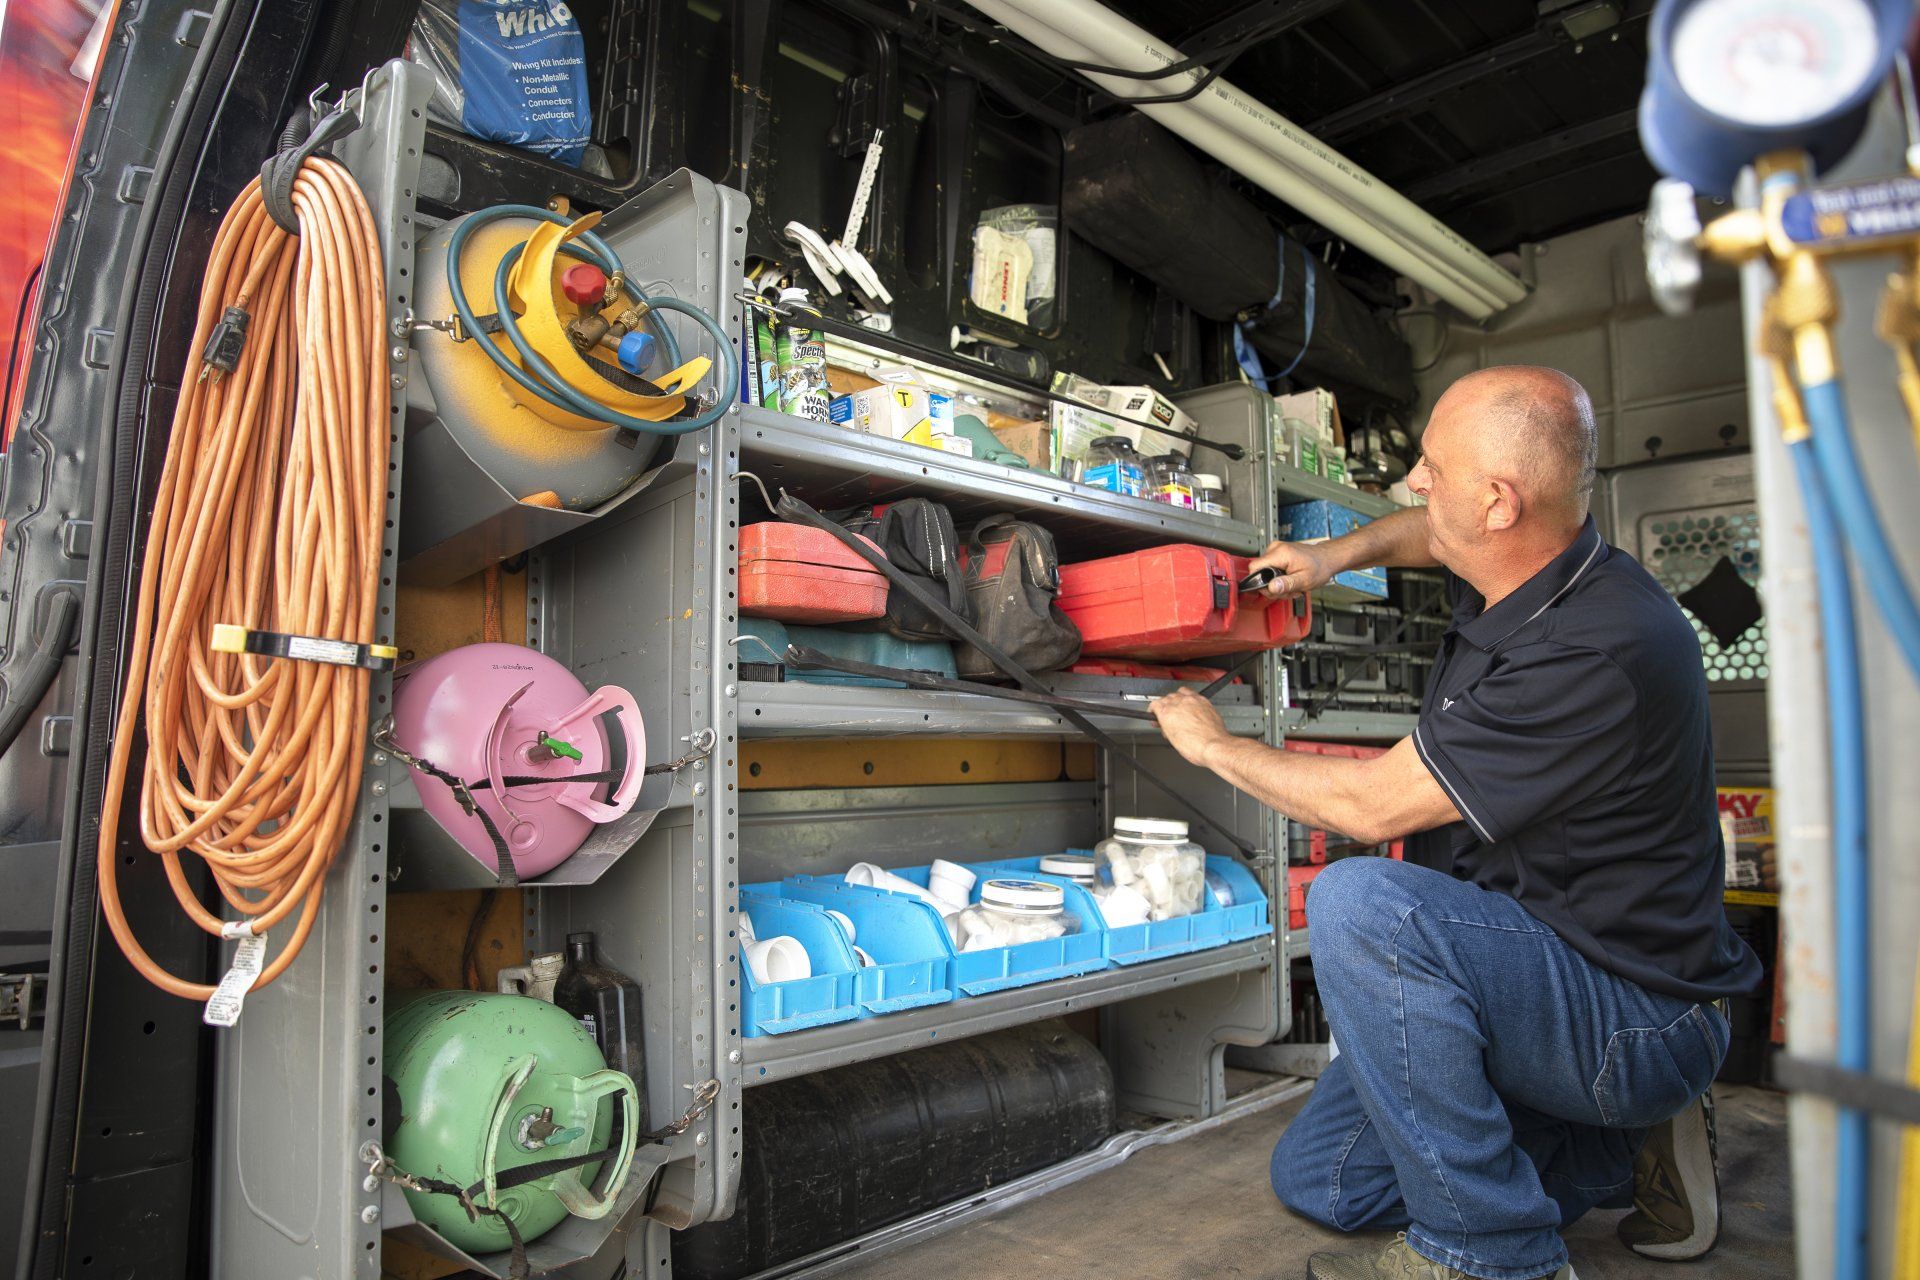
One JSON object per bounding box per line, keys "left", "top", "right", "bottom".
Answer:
{"left": 1056, "top": 544, "right": 1311, "bottom": 661}
{"left": 738, "top": 524, "right": 889, "bottom": 624}
{"left": 1066, "top": 658, "right": 1239, "bottom": 684}
{"left": 1288, "top": 863, "right": 1324, "bottom": 931}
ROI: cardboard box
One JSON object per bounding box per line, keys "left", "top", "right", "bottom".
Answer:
{"left": 1050, "top": 401, "right": 1129, "bottom": 472}
{"left": 991, "top": 419, "right": 1052, "bottom": 471}
{"left": 1051, "top": 372, "right": 1194, "bottom": 458}
{"left": 829, "top": 382, "right": 954, "bottom": 441}
{"left": 1275, "top": 388, "right": 1345, "bottom": 449}
{"left": 1717, "top": 787, "right": 1778, "bottom": 893}
{"left": 1278, "top": 499, "right": 1388, "bottom": 602}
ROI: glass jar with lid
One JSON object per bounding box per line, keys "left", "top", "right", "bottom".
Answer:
{"left": 1094, "top": 817, "right": 1207, "bottom": 920}
{"left": 951, "top": 878, "right": 1083, "bottom": 951}
{"left": 1081, "top": 436, "right": 1146, "bottom": 498}
{"left": 1192, "top": 473, "right": 1231, "bottom": 519}
{"left": 1149, "top": 454, "right": 1196, "bottom": 509}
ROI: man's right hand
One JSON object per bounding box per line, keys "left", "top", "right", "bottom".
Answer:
{"left": 1248, "top": 540, "right": 1336, "bottom": 600}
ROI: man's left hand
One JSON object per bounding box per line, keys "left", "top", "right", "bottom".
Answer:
{"left": 1150, "top": 688, "right": 1231, "bottom": 768}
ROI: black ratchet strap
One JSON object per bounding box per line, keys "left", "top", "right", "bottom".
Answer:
{"left": 768, "top": 488, "right": 1264, "bottom": 863}
{"left": 780, "top": 645, "right": 1157, "bottom": 721}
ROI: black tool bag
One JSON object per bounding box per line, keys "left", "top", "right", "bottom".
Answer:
{"left": 836, "top": 499, "right": 974, "bottom": 642}
{"left": 956, "top": 516, "right": 1082, "bottom": 679}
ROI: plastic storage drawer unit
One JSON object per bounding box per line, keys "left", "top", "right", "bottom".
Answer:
{"left": 1056, "top": 544, "right": 1311, "bottom": 661}
{"left": 738, "top": 524, "right": 889, "bottom": 624}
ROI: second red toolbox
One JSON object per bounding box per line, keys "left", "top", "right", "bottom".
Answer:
{"left": 738, "top": 524, "right": 890, "bottom": 624}
{"left": 1056, "top": 544, "right": 1312, "bottom": 661}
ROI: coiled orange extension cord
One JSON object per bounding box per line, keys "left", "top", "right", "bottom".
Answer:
{"left": 98, "top": 157, "right": 387, "bottom": 1000}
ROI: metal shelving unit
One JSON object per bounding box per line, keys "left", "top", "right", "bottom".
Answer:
{"left": 742, "top": 939, "right": 1275, "bottom": 1085}
{"left": 1280, "top": 708, "right": 1421, "bottom": 741}
{"left": 1272, "top": 459, "right": 1400, "bottom": 516}
{"left": 737, "top": 405, "right": 1268, "bottom": 557}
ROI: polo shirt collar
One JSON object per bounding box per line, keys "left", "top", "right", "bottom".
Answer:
{"left": 1456, "top": 516, "right": 1608, "bottom": 652}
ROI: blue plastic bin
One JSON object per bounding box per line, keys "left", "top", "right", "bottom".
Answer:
{"left": 975, "top": 853, "right": 1270, "bottom": 967}
{"left": 737, "top": 618, "right": 958, "bottom": 687}
{"left": 805, "top": 864, "right": 1109, "bottom": 997}
{"left": 736, "top": 890, "right": 863, "bottom": 1037}
{"left": 744, "top": 879, "right": 954, "bottom": 1019}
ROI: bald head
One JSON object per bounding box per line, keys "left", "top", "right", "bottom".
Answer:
{"left": 1435, "top": 366, "right": 1597, "bottom": 523}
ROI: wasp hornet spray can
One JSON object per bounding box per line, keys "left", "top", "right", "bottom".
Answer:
{"left": 774, "top": 287, "right": 830, "bottom": 423}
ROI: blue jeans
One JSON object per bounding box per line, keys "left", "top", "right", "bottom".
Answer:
{"left": 1270, "top": 857, "right": 1728, "bottom": 1279}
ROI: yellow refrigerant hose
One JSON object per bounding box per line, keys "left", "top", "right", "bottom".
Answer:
{"left": 1901, "top": 951, "right": 1920, "bottom": 1280}
{"left": 97, "top": 157, "right": 387, "bottom": 1000}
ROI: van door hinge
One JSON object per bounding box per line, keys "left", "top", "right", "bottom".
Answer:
{"left": 1, "top": 974, "right": 45, "bottom": 1030}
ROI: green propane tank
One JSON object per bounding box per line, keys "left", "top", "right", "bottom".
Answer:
{"left": 383, "top": 991, "right": 640, "bottom": 1253}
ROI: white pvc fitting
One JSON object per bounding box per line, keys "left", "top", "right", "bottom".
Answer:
{"left": 745, "top": 935, "right": 812, "bottom": 985}
{"left": 1097, "top": 884, "right": 1153, "bottom": 928}
{"left": 847, "top": 862, "right": 948, "bottom": 909}
{"left": 852, "top": 945, "right": 879, "bottom": 968}
{"left": 823, "top": 909, "right": 856, "bottom": 945}
{"left": 737, "top": 912, "right": 758, "bottom": 945}
{"left": 927, "top": 858, "right": 978, "bottom": 909}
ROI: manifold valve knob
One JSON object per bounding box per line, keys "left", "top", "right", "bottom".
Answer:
{"left": 1645, "top": 178, "right": 1704, "bottom": 318}
{"left": 561, "top": 262, "right": 609, "bottom": 307}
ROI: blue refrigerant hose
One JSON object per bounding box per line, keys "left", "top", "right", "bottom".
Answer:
{"left": 1801, "top": 379, "right": 1920, "bottom": 682}
{"left": 1788, "top": 433, "right": 1870, "bottom": 1280}
{"left": 445, "top": 204, "right": 736, "bottom": 435}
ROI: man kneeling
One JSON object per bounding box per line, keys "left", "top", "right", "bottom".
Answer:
{"left": 1150, "top": 368, "right": 1760, "bottom": 1280}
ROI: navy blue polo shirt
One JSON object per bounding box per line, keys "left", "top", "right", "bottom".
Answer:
{"left": 1407, "top": 516, "right": 1762, "bottom": 1003}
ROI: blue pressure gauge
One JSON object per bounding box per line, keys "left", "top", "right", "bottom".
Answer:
{"left": 1640, "top": 0, "right": 1913, "bottom": 197}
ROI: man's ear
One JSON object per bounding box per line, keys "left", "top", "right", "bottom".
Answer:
{"left": 1484, "top": 478, "right": 1521, "bottom": 532}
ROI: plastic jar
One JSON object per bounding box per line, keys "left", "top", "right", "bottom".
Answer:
{"left": 1192, "top": 473, "right": 1231, "bottom": 519}
{"left": 1095, "top": 818, "right": 1207, "bottom": 920}
{"left": 952, "top": 878, "right": 1082, "bottom": 951}
{"left": 1149, "top": 454, "right": 1196, "bottom": 509}
{"left": 1037, "top": 854, "right": 1099, "bottom": 889}
{"left": 1081, "top": 436, "right": 1146, "bottom": 498}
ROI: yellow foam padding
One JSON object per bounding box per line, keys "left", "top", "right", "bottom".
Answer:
{"left": 209, "top": 623, "right": 247, "bottom": 654}
{"left": 507, "top": 214, "right": 710, "bottom": 424}
{"left": 739, "top": 739, "right": 1077, "bottom": 789}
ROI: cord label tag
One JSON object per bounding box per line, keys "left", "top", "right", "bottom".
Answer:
{"left": 204, "top": 924, "right": 268, "bottom": 1027}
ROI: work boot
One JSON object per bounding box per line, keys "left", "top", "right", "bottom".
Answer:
{"left": 1306, "top": 1233, "right": 1577, "bottom": 1279}
{"left": 1617, "top": 1087, "right": 1720, "bottom": 1259}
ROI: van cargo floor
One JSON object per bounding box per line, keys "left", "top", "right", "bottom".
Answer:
{"left": 823, "top": 1081, "right": 1792, "bottom": 1280}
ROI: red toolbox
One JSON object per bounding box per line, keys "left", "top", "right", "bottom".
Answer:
{"left": 1056, "top": 544, "right": 1312, "bottom": 661}
{"left": 1288, "top": 863, "right": 1325, "bottom": 931}
{"left": 738, "top": 524, "right": 889, "bottom": 624}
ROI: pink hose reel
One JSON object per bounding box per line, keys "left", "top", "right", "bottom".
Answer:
{"left": 391, "top": 643, "right": 644, "bottom": 879}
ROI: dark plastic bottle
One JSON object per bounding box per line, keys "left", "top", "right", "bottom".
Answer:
{"left": 553, "top": 932, "right": 648, "bottom": 1128}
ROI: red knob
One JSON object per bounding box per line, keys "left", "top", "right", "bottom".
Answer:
{"left": 561, "top": 262, "right": 608, "bottom": 307}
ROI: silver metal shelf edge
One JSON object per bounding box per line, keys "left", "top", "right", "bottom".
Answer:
{"left": 737, "top": 407, "right": 1267, "bottom": 555}
{"left": 740, "top": 939, "right": 1275, "bottom": 1085}
{"left": 1280, "top": 709, "right": 1419, "bottom": 741}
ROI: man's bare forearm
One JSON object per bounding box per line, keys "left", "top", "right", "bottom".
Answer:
{"left": 1199, "top": 734, "right": 1453, "bottom": 845}
{"left": 1201, "top": 738, "right": 1392, "bottom": 843}
{"left": 1321, "top": 506, "right": 1437, "bottom": 573}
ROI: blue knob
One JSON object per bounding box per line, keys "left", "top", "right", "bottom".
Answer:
{"left": 617, "top": 330, "right": 657, "bottom": 375}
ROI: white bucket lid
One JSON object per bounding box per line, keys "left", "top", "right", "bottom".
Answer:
{"left": 1038, "top": 854, "right": 1098, "bottom": 879}
{"left": 1192, "top": 473, "right": 1223, "bottom": 488}
{"left": 1114, "top": 817, "right": 1189, "bottom": 840}
{"left": 981, "top": 878, "right": 1065, "bottom": 912}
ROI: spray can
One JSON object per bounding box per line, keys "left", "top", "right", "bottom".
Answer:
{"left": 774, "top": 286, "right": 830, "bottom": 423}
{"left": 754, "top": 304, "right": 781, "bottom": 411}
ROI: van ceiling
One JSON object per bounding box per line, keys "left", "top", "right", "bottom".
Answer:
{"left": 1102, "top": 0, "right": 1656, "bottom": 255}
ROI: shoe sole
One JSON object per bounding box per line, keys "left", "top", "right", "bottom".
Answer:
{"left": 1629, "top": 1096, "right": 1720, "bottom": 1260}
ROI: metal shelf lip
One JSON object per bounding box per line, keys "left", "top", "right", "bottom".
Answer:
{"left": 1287, "top": 927, "right": 1310, "bottom": 959}
{"left": 737, "top": 406, "right": 1267, "bottom": 555}
{"left": 738, "top": 680, "right": 1267, "bottom": 739}
{"left": 740, "top": 938, "right": 1275, "bottom": 1086}
{"left": 1280, "top": 709, "right": 1420, "bottom": 742}
{"left": 1272, "top": 463, "right": 1402, "bottom": 517}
